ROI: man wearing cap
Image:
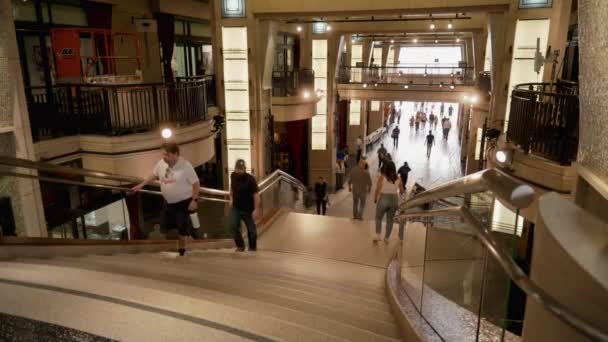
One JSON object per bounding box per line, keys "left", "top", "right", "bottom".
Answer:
{"left": 229, "top": 159, "right": 261, "bottom": 252}
{"left": 132, "top": 142, "right": 200, "bottom": 256}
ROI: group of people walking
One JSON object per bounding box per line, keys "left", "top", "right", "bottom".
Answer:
{"left": 133, "top": 143, "right": 261, "bottom": 256}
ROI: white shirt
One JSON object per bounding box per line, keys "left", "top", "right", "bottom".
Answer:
{"left": 380, "top": 176, "right": 401, "bottom": 194}
{"left": 336, "top": 163, "right": 346, "bottom": 174}
{"left": 356, "top": 137, "right": 363, "bottom": 148}
{"left": 443, "top": 120, "right": 452, "bottom": 129}
{"left": 153, "top": 157, "right": 199, "bottom": 204}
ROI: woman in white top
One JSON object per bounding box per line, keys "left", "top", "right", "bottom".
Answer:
{"left": 373, "top": 161, "right": 403, "bottom": 242}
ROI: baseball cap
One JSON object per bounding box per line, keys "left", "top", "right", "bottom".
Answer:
{"left": 235, "top": 159, "right": 246, "bottom": 170}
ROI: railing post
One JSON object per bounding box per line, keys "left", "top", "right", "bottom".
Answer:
{"left": 102, "top": 88, "right": 112, "bottom": 134}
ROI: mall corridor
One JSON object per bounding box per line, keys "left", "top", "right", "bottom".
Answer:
{"left": 326, "top": 102, "right": 463, "bottom": 223}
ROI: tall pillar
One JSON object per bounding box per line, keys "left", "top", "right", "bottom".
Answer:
{"left": 577, "top": 0, "right": 608, "bottom": 191}
{"left": 362, "top": 40, "right": 373, "bottom": 67}
{"left": 487, "top": 12, "right": 508, "bottom": 130}
{"left": 473, "top": 31, "right": 486, "bottom": 77}
{"left": 465, "top": 38, "right": 474, "bottom": 69}
{"left": 0, "top": 0, "right": 46, "bottom": 237}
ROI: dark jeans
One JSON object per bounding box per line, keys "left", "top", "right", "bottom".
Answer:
{"left": 316, "top": 199, "right": 327, "bottom": 215}
{"left": 229, "top": 208, "right": 257, "bottom": 250}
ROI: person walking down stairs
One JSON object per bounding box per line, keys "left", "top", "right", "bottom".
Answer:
{"left": 373, "top": 161, "right": 403, "bottom": 243}
{"left": 335, "top": 160, "right": 346, "bottom": 191}
{"left": 349, "top": 158, "right": 372, "bottom": 220}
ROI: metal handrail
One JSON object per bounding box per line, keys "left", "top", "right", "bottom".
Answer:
{"left": 401, "top": 168, "right": 535, "bottom": 211}
{"left": 396, "top": 206, "right": 608, "bottom": 342}
{"left": 0, "top": 156, "right": 307, "bottom": 202}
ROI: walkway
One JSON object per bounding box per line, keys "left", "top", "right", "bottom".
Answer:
{"left": 327, "top": 101, "right": 463, "bottom": 222}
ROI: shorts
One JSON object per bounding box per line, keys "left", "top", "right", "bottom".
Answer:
{"left": 161, "top": 198, "right": 193, "bottom": 236}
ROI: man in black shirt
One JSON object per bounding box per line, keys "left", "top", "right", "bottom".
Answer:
{"left": 425, "top": 130, "right": 435, "bottom": 159}
{"left": 397, "top": 161, "right": 411, "bottom": 193}
{"left": 229, "top": 159, "right": 261, "bottom": 252}
{"left": 314, "top": 177, "right": 328, "bottom": 215}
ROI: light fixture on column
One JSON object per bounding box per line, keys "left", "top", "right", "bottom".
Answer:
{"left": 448, "top": 20, "right": 453, "bottom": 29}
{"left": 363, "top": 83, "right": 368, "bottom": 88}
{"left": 390, "top": 39, "right": 395, "bottom": 44}
{"left": 413, "top": 38, "right": 418, "bottom": 43}
{"left": 374, "top": 83, "right": 378, "bottom": 87}
{"left": 297, "top": 26, "right": 302, "bottom": 32}
{"left": 450, "top": 82, "right": 455, "bottom": 89}
{"left": 303, "top": 90, "right": 311, "bottom": 98}
{"left": 404, "top": 84, "right": 409, "bottom": 89}
{"left": 326, "top": 25, "right": 332, "bottom": 31}
{"left": 439, "top": 82, "right": 444, "bottom": 88}
{"left": 435, "top": 39, "right": 438, "bottom": 44}
{"left": 456, "top": 37, "right": 461, "bottom": 43}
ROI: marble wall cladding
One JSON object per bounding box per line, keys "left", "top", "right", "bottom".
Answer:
{"left": 0, "top": 0, "right": 13, "bottom": 127}
{"left": 0, "top": 132, "right": 25, "bottom": 236}
{"left": 578, "top": 0, "right": 608, "bottom": 181}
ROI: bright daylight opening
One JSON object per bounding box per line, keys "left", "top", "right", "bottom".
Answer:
{"left": 398, "top": 46, "right": 463, "bottom": 74}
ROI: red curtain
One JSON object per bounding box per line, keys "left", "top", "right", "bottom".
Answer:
{"left": 286, "top": 120, "right": 306, "bottom": 182}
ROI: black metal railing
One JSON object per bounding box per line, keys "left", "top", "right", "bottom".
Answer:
{"left": 337, "top": 65, "right": 475, "bottom": 86}
{"left": 27, "top": 76, "right": 216, "bottom": 141}
{"left": 507, "top": 82, "right": 579, "bottom": 165}
{"left": 271, "top": 68, "right": 314, "bottom": 97}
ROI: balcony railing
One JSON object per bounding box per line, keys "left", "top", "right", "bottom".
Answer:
{"left": 338, "top": 65, "right": 475, "bottom": 86}
{"left": 507, "top": 82, "right": 579, "bottom": 165}
{"left": 271, "top": 68, "right": 314, "bottom": 97}
{"left": 27, "top": 76, "right": 216, "bottom": 142}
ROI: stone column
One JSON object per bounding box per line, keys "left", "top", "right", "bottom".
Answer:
{"left": 575, "top": 0, "right": 608, "bottom": 208}
{"left": 487, "top": 12, "right": 508, "bottom": 130}
{"left": 0, "top": 0, "right": 46, "bottom": 237}
{"left": 473, "top": 31, "right": 486, "bottom": 77}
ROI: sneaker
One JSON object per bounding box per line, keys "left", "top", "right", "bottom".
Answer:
{"left": 178, "top": 248, "right": 186, "bottom": 256}
{"left": 235, "top": 247, "right": 245, "bottom": 252}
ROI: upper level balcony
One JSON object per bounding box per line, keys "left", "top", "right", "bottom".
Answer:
{"left": 26, "top": 76, "right": 217, "bottom": 142}
{"left": 336, "top": 64, "right": 476, "bottom": 102}
{"left": 507, "top": 82, "right": 579, "bottom": 165}
{"left": 270, "top": 68, "right": 319, "bottom": 122}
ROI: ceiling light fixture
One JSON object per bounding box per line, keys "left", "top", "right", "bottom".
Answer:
{"left": 430, "top": 22, "right": 436, "bottom": 30}
{"left": 326, "top": 25, "right": 332, "bottom": 31}
{"left": 448, "top": 21, "right": 453, "bottom": 29}
{"left": 390, "top": 39, "right": 395, "bottom": 44}
{"left": 435, "top": 39, "right": 438, "bottom": 44}
{"left": 404, "top": 84, "right": 409, "bottom": 89}
{"left": 413, "top": 38, "right": 418, "bottom": 43}
{"left": 456, "top": 38, "right": 461, "bottom": 42}
{"left": 439, "top": 82, "right": 444, "bottom": 88}
{"left": 303, "top": 91, "right": 311, "bottom": 98}
{"left": 363, "top": 83, "right": 368, "bottom": 88}
{"left": 374, "top": 83, "right": 378, "bottom": 87}
{"left": 450, "top": 83, "right": 455, "bottom": 89}
{"left": 297, "top": 26, "right": 302, "bottom": 32}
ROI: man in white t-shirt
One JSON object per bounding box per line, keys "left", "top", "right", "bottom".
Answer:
{"left": 132, "top": 143, "right": 200, "bottom": 256}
